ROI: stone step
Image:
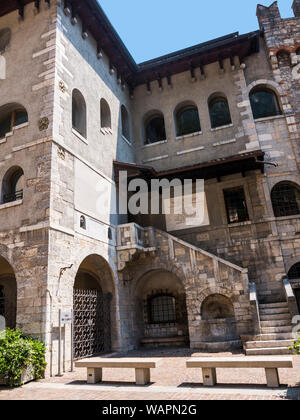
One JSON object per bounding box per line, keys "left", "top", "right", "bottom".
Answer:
{"left": 245, "top": 339, "right": 294, "bottom": 349}
{"left": 260, "top": 307, "right": 290, "bottom": 316}
{"left": 246, "top": 347, "right": 293, "bottom": 356}
{"left": 260, "top": 313, "right": 291, "bottom": 321}
{"left": 247, "top": 333, "right": 294, "bottom": 341}
{"left": 259, "top": 302, "right": 288, "bottom": 309}
{"left": 261, "top": 326, "right": 293, "bottom": 334}
{"left": 261, "top": 319, "right": 291, "bottom": 328}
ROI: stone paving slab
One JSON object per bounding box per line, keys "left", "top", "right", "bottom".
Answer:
{"left": 0, "top": 349, "right": 299, "bottom": 400}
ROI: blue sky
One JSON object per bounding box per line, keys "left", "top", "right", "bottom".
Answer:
{"left": 98, "top": 0, "right": 293, "bottom": 63}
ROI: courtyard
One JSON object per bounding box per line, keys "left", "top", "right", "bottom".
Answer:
{"left": 0, "top": 348, "right": 299, "bottom": 401}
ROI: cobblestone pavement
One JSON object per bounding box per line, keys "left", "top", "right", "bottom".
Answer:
{"left": 0, "top": 348, "right": 299, "bottom": 400}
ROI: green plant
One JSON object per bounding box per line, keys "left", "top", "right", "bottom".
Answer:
{"left": 288, "top": 330, "right": 300, "bottom": 355}
{"left": 0, "top": 329, "right": 46, "bottom": 387}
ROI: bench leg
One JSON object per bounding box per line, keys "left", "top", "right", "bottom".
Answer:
{"left": 265, "top": 368, "right": 280, "bottom": 388}
{"left": 135, "top": 368, "right": 151, "bottom": 385}
{"left": 87, "top": 368, "right": 102, "bottom": 384}
{"left": 202, "top": 368, "right": 217, "bottom": 387}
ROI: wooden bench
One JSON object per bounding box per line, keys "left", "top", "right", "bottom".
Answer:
{"left": 75, "top": 358, "right": 160, "bottom": 385}
{"left": 186, "top": 356, "right": 293, "bottom": 388}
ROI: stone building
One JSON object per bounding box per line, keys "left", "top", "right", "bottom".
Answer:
{"left": 0, "top": 0, "right": 300, "bottom": 376}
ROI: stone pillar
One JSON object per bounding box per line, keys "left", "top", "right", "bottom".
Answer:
{"left": 256, "top": 1, "right": 281, "bottom": 30}
{"left": 292, "top": 0, "right": 300, "bottom": 17}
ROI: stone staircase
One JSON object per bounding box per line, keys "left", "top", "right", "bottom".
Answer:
{"left": 244, "top": 302, "right": 294, "bottom": 355}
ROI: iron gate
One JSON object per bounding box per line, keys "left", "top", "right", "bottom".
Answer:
{"left": 73, "top": 289, "right": 111, "bottom": 360}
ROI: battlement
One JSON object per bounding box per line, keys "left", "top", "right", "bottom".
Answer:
{"left": 292, "top": 0, "right": 300, "bottom": 17}
{"left": 256, "top": 1, "right": 281, "bottom": 30}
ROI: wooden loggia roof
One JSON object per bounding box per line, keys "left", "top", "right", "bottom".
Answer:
{"left": 0, "top": 0, "right": 261, "bottom": 89}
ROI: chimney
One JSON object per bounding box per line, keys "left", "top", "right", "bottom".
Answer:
{"left": 256, "top": 2, "right": 281, "bottom": 30}
{"left": 292, "top": 0, "right": 300, "bottom": 17}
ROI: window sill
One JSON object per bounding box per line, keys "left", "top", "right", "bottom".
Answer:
{"left": 122, "top": 135, "right": 132, "bottom": 147}
{"left": 0, "top": 123, "right": 29, "bottom": 143}
{"left": 0, "top": 199, "right": 23, "bottom": 210}
{"left": 211, "top": 123, "right": 233, "bottom": 132}
{"left": 228, "top": 220, "right": 251, "bottom": 228}
{"left": 176, "top": 131, "right": 202, "bottom": 140}
{"left": 72, "top": 128, "right": 88, "bottom": 144}
{"left": 142, "top": 139, "right": 167, "bottom": 148}
{"left": 254, "top": 115, "right": 284, "bottom": 123}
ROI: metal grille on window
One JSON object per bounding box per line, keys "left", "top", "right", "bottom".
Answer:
{"left": 150, "top": 295, "right": 176, "bottom": 323}
{"left": 73, "top": 289, "right": 111, "bottom": 360}
{"left": 224, "top": 188, "right": 249, "bottom": 224}
{"left": 288, "top": 263, "right": 300, "bottom": 280}
{"left": 0, "top": 286, "right": 4, "bottom": 318}
{"left": 271, "top": 183, "right": 300, "bottom": 217}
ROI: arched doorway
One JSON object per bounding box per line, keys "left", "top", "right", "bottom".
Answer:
{"left": 287, "top": 263, "right": 300, "bottom": 312}
{"left": 135, "top": 270, "right": 189, "bottom": 347}
{"left": 0, "top": 255, "right": 17, "bottom": 329}
{"left": 73, "top": 255, "right": 115, "bottom": 359}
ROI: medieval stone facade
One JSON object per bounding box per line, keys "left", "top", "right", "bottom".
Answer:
{"left": 0, "top": 0, "right": 299, "bottom": 377}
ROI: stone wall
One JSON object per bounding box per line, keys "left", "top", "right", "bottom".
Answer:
{"left": 117, "top": 225, "right": 254, "bottom": 351}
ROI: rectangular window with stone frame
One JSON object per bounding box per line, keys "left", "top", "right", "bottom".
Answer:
{"left": 223, "top": 187, "right": 249, "bottom": 224}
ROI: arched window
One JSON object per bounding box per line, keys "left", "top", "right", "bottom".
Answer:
{"left": 1, "top": 166, "right": 24, "bottom": 204}
{"left": 148, "top": 294, "right": 176, "bottom": 324}
{"left": 144, "top": 113, "right": 166, "bottom": 144}
{"left": 208, "top": 94, "right": 232, "bottom": 129}
{"left": 271, "top": 182, "right": 300, "bottom": 217}
{"left": 175, "top": 104, "right": 201, "bottom": 136}
{"left": 100, "top": 98, "right": 111, "bottom": 130}
{"left": 201, "top": 294, "right": 235, "bottom": 320}
{"left": 121, "top": 105, "right": 130, "bottom": 141}
{"left": 0, "top": 104, "right": 28, "bottom": 138}
{"left": 277, "top": 50, "right": 291, "bottom": 67}
{"left": 288, "top": 263, "right": 300, "bottom": 280}
{"left": 72, "top": 89, "right": 87, "bottom": 138}
{"left": 80, "top": 215, "right": 86, "bottom": 230}
{"left": 250, "top": 87, "right": 281, "bottom": 120}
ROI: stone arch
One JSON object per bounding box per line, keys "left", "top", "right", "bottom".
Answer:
{"left": 284, "top": 257, "right": 300, "bottom": 275}
{"left": 73, "top": 254, "right": 117, "bottom": 358}
{"left": 130, "top": 259, "right": 188, "bottom": 294}
{"left": 196, "top": 287, "right": 239, "bottom": 346}
{"left": 201, "top": 294, "right": 235, "bottom": 320}
{"left": 197, "top": 286, "right": 235, "bottom": 308}
{"left": 247, "top": 79, "right": 283, "bottom": 96}
{"left": 133, "top": 268, "right": 190, "bottom": 347}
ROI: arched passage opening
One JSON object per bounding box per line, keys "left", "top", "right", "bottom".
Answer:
{"left": 0, "top": 255, "right": 17, "bottom": 329}
{"left": 73, "top": 255, "right": 116, "bottom": 359}
{"left": 288, "top": 263, "right": 300, "bottom": 312}
{"left": 134, "top": 270, "right": 189, "bottom": 348}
